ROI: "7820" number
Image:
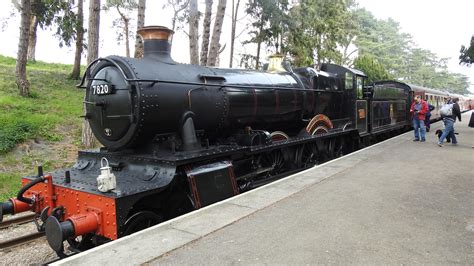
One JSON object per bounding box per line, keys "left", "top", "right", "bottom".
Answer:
{"left": 92, "top": 84, "right": 111, "bottom": 95}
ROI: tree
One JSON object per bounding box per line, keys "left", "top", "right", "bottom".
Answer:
{"left": 354, "top": 54, "right": 392, "bottom": 84}
{"left": 87, "top": 0, "right": 100, "bottom": 64}
{"left": 165, "top": 0, "right": 189, "bottom": 41}
{"left": 229, "top": 0, "right": 241, "bottom": 68}
{"left": 105, "top": 0, "right": 138, "bottom": 57}
{"left": 351, "top": 8, "right": 469, "bottom": 94}
{"left": 16, "top": 0, "right": 31, "bottom": 97}
{"left": 27, "top": 14, "right": 38, "bottom": 61}
{"left": 245, "top": 0, "right": 288, "bottom": 69}
{"left": 353, "top": 9, "right": 412, "bottom": 77}
{"left": 459, "top": 35, "right": 474, "bottom": 66}
{"left": 200, "top": 0, "right": 212, "bottom": 65}
{"left": 188, "top": 0, "right": 199, "bottom": 64}
{"left": 83, "top": 0, "right": 101, "bottom": 148}
{"left": 286, "top": 0, "right": 354, "bottom": 68}
{"left": 71, "top": 0, "right": 84, "bottom": 79}
{"left": 12, "top": 0, "right": 80, "bottom": 62}
{"left": 337, "top": 5, "right": 359, "bottom": 66}
{"left": 134, "top": 0, "right": 146, "bottom": 58}
{"left": 11, "top": 0, "right": 38, "bottom": 61}
{"left": 207, "top": 0, "right": 227, "bottom": 66}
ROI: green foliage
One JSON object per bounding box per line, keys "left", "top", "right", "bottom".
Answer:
{"left": 0, "top": 55, "right": 83, "bottom": 154}
{"left": 353, "top": 9, "right": 412, "bottom": 77}
{"left": 105, "top": 0, "right": 138, "bottom": 9}
{"left": 0, "top": 55, "right": 84, "bottom": 201}
{"left": 285, "top": 0, "right": 355, "bottom": 68}
{"left": 459, "top": 36, "right": 474, "bottom": 66}
{"left": 29, "top": 0, "right": 80, "bottom": 48}
{"left": 245, "top": 0, "right": 289, "bottom": 52}
{"left": 352, "top": 8, "right": 470, "bottom": 95}
{"left": 243, "top": 0, "right": 289, "bottom": 68}
{"left": 354, "top": 54, "right": 392, "bottom": 84}
{"left": 0, "top": 119, "right": 39, "bottom": 153}
{"left": 0, "top": 173, "right": 22, "bottom": 201}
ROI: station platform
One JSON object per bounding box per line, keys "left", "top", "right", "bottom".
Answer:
{"left": 55, "top": 111, "right": 474, "bottom": 265}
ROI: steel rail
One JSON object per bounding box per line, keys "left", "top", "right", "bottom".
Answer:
{"left": 0, "top": 232, "right": 45, "bottom": 250}
{"left": 0, "top": 213, "right": 36, "bottom": 230}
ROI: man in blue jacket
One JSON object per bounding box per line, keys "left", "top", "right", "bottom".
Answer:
{"left": 437, "top": 97, "right": 461, "bottom": 147}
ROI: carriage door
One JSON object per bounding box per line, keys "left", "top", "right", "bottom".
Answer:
{"left": 356, "top": 100, "right": 368, "bottom": 134}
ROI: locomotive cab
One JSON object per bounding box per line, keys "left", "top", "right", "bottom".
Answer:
{"left": 321, "top": 64, "right": 368, "bottom": 134}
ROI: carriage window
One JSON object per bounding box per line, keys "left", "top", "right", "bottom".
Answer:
{"left": 345, "top": 72, "right": 353, "bottom": 90}
{"left": 356, "top": 76, "right": 363, "bottom": 98}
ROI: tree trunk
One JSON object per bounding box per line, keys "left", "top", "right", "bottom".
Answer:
{"left": 115, "top": 6, "right": 130, "bottom": 57}
{"left": 83, "top": 0, "right": 101, "bottom": 148}
{"left": 71, "top": 0, "right": 84, "bottom": 80}
{"left": 255, "top": 19, "right": 263, "bottom": 70}
{"left": 134, "top": 0, "right": 146, "bottom": 58}
{"left": 229, "top": 0, "right": 240, "bottom": 68}
{"left": 207, "top": 0, "right": 227, "bottom": 66}
{"left": 256, "top": 40, "right": 261, "bottom": 70}
{"left": 16, "top": 0, "right": 31, "bottom": 97}
{"left": 125, "top": 17, "right": 130, "bottom": 57}
{"left": 200, "top": 0, "right": 212, "bottom": 66}
{"left": 188, "top": 0, "right": 199, "bottom": 64}
{"left": 27, "top": 15, "right": 38, "bottom": 62}
{"left": 86, "top": 0, "right": 100, "bottom": 65}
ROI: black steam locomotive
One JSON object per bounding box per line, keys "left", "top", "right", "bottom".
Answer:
{"left": 0, "top": 26, "right": 414, "bottom": 255}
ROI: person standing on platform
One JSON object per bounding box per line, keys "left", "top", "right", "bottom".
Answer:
{"left": 424, "top": 96, "right": 435, "bottom": 132}
{"left": 468, "top": 111, "right": 474, "bottom": 148}
{"left": 437, "top": 97, "right": 461, "bottom": 147}
{"left": 410, "top": 95, "right": 429, "bottom": 142}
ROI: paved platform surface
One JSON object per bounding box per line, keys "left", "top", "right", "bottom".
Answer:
{"left": 56, "top": 111, "right": 474, "bottom": 265}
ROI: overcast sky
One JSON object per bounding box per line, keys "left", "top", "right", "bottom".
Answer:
{"left": 357, "top": 0, "right": 474, "bottom": 92}
{"left": 0, "top": 0, "right": 472, "bottom": 92}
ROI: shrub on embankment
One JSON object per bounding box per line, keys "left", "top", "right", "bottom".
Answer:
{"left": 0, "top": 55, "right": 84, "bottom": 201}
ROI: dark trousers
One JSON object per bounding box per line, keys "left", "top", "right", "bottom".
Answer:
{"left": 425, "top": 114, "right": 431, "bottom": 131}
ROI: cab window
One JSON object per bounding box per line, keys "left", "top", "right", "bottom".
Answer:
{"left": 356, "top": 76, "right": 363, "bottom": 98}
{"left": 345, "top": 72, "right": 353, "bottom": 90}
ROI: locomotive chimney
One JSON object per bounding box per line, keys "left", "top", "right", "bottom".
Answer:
{"left": 137, "top": 26, "right": 175, "bottom": 63}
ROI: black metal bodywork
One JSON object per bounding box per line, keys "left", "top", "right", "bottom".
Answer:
{"left": 85, "top": 55, "right": 308, "bottom": 151}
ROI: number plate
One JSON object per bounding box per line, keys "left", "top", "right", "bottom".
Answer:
{"left": 92, "top": 84, "right": 112, "bottom": 95}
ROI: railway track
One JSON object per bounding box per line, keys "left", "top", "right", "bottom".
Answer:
{"left": 0, "top": 213, "right": 36, "bottom": 230}
{"left": 0, "top": 213, "right": 45, "bottom": 250}
{"left": 0, "top": 232, "right": 45, "bottom": 250}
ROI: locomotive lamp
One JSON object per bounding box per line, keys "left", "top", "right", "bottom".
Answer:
{"left": 97, "top": 157, "right": 116, "bottom": 192}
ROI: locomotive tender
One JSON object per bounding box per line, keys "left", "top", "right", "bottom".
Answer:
{"left": 1, "top": 26, "right": 423, "bottom": 255}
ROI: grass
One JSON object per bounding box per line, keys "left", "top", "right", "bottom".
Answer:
{"left": 0, "top": 55, "right": 84, "bottom": 201}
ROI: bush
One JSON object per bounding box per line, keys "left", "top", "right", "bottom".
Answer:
{"left": 0, "top": 120, "right": 38, "bottom": 153}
